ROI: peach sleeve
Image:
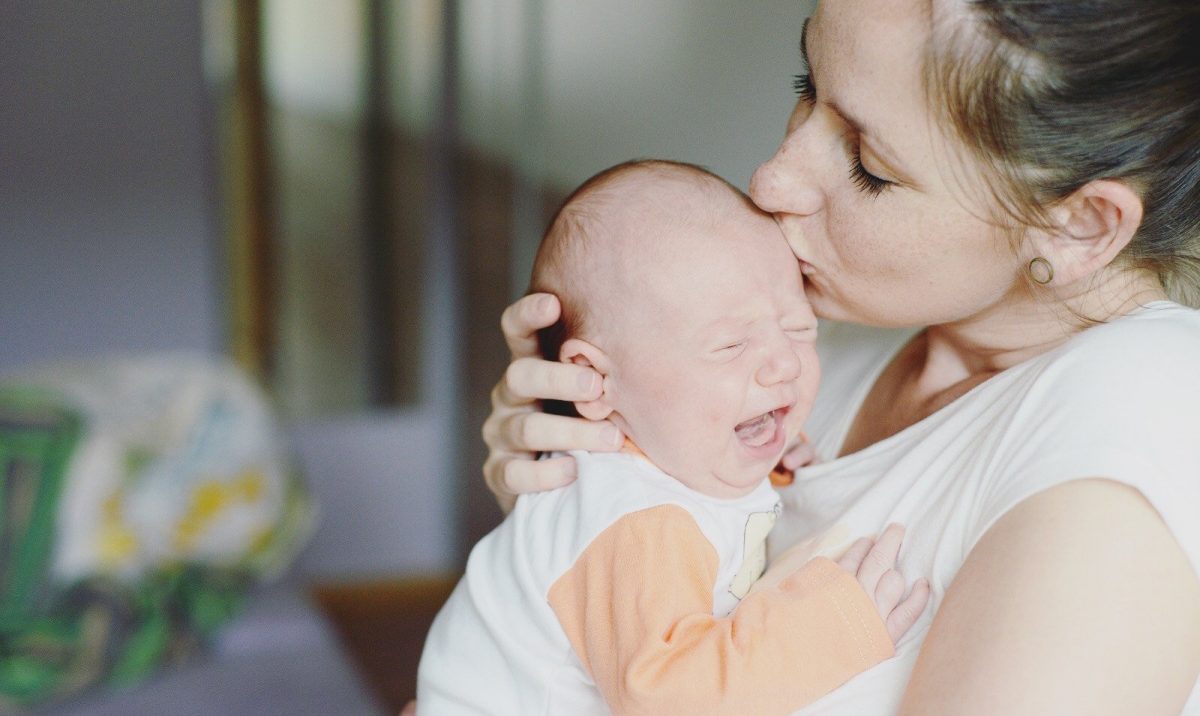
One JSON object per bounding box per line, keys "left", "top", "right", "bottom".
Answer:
{"left": 547, "top": 505, "right": 893, "bottom": 716}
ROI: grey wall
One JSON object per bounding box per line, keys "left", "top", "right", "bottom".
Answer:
{"left": 0, "top": 4, "right": 222, "bottom": 371}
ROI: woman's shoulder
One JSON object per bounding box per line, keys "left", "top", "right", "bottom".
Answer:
{"left": 1041, "top": 301, "right": 1200, "bottom": 392}
{"left": 1067, "top": 300, "right": 1200, "bottom": 353}
{"left": 970, "top": 302, "right": 1200, "bottom": 585}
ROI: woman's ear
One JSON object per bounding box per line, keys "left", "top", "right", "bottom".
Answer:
{"left": 559, "top": 337, "right": 616, "bottom": 421}
{"left": 1035, "top": 179, "right": 1144, "bottom": 286}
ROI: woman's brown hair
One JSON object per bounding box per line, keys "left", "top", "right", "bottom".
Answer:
{"left": 927, "top": 0, "right": 1200, "bottom": 305}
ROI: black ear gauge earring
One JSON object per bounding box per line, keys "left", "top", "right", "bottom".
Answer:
{"left": 1028, "top": 257, "right": 1055, "bottom": 285}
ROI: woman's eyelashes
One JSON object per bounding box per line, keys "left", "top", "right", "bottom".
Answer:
{"left": 850, "top": 145, "right": 892, "bottom": 197}
{"left": 792, "top": 73, "right": 816, "bottom": 104}
{"left": 791, "top": 72, "right": 894, "bottom": 198}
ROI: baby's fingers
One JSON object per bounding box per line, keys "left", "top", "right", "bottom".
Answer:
{"left": 837, "top": 537, "right": 874, "bottom": 574}
{"left": 874, "top": 568, "right": 906, "bottom": 617}
{"left": 781, "top": 435, "right": 818, "bottom": 471}
{"left": 855, "top": 524, "right": 904, "bottom": 596}
{"left": 885, "top": 578, "right": 931, "bottom": 644}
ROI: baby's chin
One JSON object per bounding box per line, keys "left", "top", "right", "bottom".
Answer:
{"left": 710, "top": 446, "right": 790, "bottom": 498}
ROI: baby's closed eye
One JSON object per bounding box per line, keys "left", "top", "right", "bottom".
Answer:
{"left": 713, "top": 341, "right": 748, "bottom": 359}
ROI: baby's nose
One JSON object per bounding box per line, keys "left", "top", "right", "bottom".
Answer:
{"left": 756, "top": 340, "right": 802, "bottom": 386}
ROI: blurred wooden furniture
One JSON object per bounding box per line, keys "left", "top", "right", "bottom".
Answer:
{"left": 314, "top": 577, "right": 458, "bottom": 714}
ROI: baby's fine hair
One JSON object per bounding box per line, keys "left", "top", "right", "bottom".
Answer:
{"left": 527, "top": 159, "right": 755, "bottom": 416}
{"left": 528, "top": 158, "right": 753, "bottom": 362}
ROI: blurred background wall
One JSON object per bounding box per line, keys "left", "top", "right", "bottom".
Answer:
{"left": 0, "top": 0, "right": 817, "bottom": 582}
{"left": 0, "top": 4, "right": 222, "bottom": 368}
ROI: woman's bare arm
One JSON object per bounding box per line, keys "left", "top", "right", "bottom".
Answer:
{"left": 481, "top": 293, "right": 622, "bottom": 512}
{"left": 899, "top": 479, "right": 1200, "bottom": 715}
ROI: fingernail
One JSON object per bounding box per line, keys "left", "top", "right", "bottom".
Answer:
{"left": 578, "top": 371, "right": 599, "bottom": 394}
{"left": 604, "top": 426, "right": 623, "bottom": 447}
{"left": 537, "top": 295, "right": 554, "bottom": 315}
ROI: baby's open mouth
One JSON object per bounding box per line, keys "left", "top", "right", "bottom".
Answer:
{"left": 734, "top": 407, "right": 788, "bottom": 449}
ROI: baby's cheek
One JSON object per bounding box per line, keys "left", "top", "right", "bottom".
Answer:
{"left": 703, "top": 406, "right": 732, "bottom": 448}
{"left": 676, "top": 408, "right": 727, "bottom": 457}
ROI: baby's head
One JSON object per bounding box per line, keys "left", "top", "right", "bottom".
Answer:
{"left": 531, "top": 160, "right": 819, "bottom": 498}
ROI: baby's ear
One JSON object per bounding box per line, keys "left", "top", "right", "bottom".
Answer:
{"left": 559, "top": 338, "right": 615, "bottom": 421}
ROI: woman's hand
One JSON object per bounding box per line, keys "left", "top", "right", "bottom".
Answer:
{"left": 482, "top": 293, "right": 625, "bottom": 512}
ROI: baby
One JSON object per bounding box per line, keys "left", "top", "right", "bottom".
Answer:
{"left": 417, "top": 160, "right": 928, "bottom": 715}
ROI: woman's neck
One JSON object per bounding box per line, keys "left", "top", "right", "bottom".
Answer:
{"left": 838, "top": 267, "right": 1166, "bottom": 457}
{"left": 926, "top": 265, "right": 1167, "bottom": 378}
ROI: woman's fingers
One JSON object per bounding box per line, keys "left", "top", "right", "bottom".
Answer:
{"left": 485, "top": 453, "right": 579, "bottom": 507}
{"left": 885, "top": 578, "right": 931, "bottom": 643}
{"left": 501, "top": 293, "right": 561, "bottom": 358}
{"left": 486, "top": 411, "right": 622, "bottom": 456}
{"left": 501, "top": 357, "right": 602, "bottom": 404}
{"left": 400, "top": 700, "right": 417, "bottom": 716}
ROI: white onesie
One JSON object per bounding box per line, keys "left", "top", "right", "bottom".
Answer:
{"left": 417, "top": 449, "right": 892, "bottom": 716}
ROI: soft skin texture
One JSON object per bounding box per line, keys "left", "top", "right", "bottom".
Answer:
{"left": 897, "top": 479, "right": 1200, "bottom": 715}
{"left": 553, "top": 171, "right": 820, "bottom": 499}
{"left": 480, "top": 0, "right": 1200, "bottom": 710}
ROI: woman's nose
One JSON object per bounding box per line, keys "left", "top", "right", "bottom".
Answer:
{"left": 756, "top": 337, "right": 802, "bottom": 387}
{"left": 749, "top": 131, "right": 822, "bottom": 217}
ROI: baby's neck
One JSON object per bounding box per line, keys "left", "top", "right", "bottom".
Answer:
{"left": 617, "top": 438, "right": 781, "bottom": 499}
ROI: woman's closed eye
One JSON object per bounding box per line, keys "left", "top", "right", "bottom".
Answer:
{"left": 792, "top": 71, "right": 895, "bottom": 199}
{"left": 849, "top": 145, "right": 893, "bottom": 197}
{"left": 793, "top": 72, "right": 816, "bottom": 105}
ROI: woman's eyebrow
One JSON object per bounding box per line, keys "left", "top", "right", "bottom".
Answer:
{"left": 800, "top": 18, "right": 812, "bottom": 71}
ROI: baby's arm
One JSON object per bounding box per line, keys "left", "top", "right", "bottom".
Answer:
{"left": 755, "top": 524, "right": 930, "bottom": 643}
{"left": 548, "top": 506, "right": 925, "bottom": 716}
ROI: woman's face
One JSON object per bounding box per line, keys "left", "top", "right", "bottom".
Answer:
{"left": 749, "top": 0, "right": 1024, "bottom": 328}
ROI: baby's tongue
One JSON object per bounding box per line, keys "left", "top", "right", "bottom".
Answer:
{"left": 735, "top": 411, "right": 776, "bottom": 448}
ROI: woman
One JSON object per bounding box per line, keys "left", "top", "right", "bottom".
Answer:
{"left": 483, "top": 0, "right": 1200, "bottom": 712}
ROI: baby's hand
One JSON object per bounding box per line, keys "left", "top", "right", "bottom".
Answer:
{"left": 837, "top": 524, "right": 930, "bottom": 644}
{"left": 779, "top": 432, "right": 820, "bottom": 471}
